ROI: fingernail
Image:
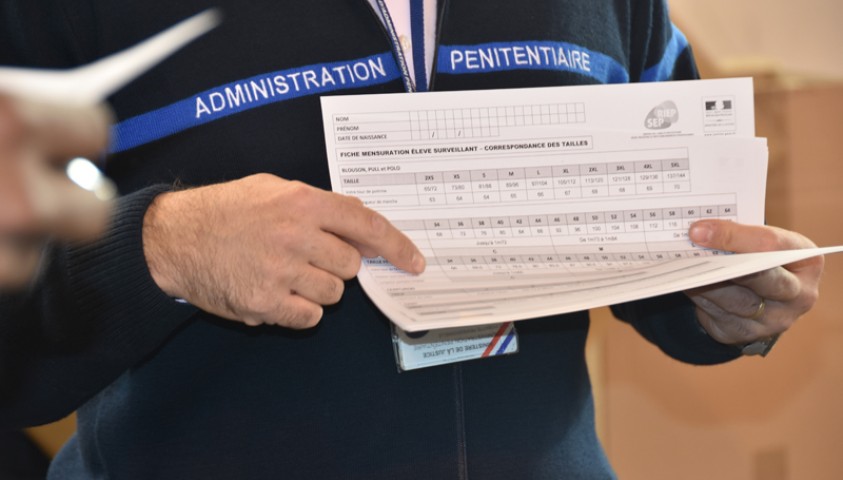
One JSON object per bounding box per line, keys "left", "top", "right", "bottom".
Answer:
{"left": 412, "top": 252, "right": 426, "bottom": 273}
{"left": 690, "top": 223, "right": 714, "bottom": 245}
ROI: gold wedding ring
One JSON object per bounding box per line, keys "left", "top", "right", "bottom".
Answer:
{"left": 748, "top": 298, "right": 766, "bottom": 320}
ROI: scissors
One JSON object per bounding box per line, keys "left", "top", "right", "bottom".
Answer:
{"left": 0, "top": 9, "right": 220, "bottom": 288}
{"left": 0, "top": 8, "right": 221, "bottom": 199}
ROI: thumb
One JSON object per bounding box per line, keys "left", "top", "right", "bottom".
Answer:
{"left": 689, "top": 219, "right": 814, "bottom": 254}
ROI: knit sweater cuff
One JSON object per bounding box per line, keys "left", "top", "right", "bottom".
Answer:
{"left": 612, "top": 292, "right": 742, "bottom": 365}
{"left": 59, "top": 184, "right": 198, "bottom": 359}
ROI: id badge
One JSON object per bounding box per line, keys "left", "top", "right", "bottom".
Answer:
{"left": 392, "top": 322, "right": 519, "bottom": 371}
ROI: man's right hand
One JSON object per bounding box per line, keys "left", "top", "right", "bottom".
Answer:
{"left": 142, "top": 173, "right": 425, "bottom": 329}
{"left": 0, "top": 94, "right": 112, "bottom": 289}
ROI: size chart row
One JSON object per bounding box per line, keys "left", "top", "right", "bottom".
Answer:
{"left": 392, "top": 203, "right": 736, "bottom": 242}
{"left": 413, "top": 247, "right": 726, "bottom": 270}
{"left": 365, "top": 246, "right": 727, "bottom": 279}
{"left": 342, "top": 158, "right": 691, "bottom": 208}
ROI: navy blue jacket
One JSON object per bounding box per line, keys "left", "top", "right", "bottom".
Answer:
{"left": 0, "top": 1, "right": 740, "bottom": 478}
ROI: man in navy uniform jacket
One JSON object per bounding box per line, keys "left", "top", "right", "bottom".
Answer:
{"left": 0, "top": 1, "right": 823, "bottom": 478}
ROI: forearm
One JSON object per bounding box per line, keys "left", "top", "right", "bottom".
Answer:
{"left": 0, "top": 185, "right": 197, "bottom": 428}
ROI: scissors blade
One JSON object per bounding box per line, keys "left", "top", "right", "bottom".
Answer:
{"left": 0, "top": 8, "right": 221, "bottom": 106}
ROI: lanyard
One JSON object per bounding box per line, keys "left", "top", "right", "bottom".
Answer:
{"left": 372, "top": 0, "right": 429, "bottom": 92}
{"left": 409, "top": 0, "right": 428, "bottom": 92}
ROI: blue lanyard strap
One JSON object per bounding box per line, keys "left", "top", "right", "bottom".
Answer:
{"left": 410, "top": 0, "right": 428, "bottom": 92}
{"left": 373, "top": 0, "right": 416, "bottom": 92}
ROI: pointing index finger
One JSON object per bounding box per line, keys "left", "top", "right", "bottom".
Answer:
{"left": 319, "top": 193, "right": 425, "bottom": 274}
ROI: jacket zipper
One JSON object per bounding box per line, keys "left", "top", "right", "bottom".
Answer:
{"left": 361, "top": 2, "right": 467, "bottom": 477}
{"left": 454, "top": 363, "right": 468, "bottom": 480}
{"left": 428, "top": 0, "right": 448, "bottom": 91}
{"left": 444, "top": 4, "right": 464, "bottom": 475}
{"left": 362, "top": 0, "right": 448, "bottom": 92}
{"left": 363, "top": 0, "right": 415, "bottom": 92}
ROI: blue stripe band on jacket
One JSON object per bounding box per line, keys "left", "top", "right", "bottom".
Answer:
{"left": 436, "top": 41, "right": 629, "bottom": 84}
{"left": 110, "top": 53, "right": 402, "bottom": 154}
{"left": 640, "top": 24, "right": 689, "bottom": 82}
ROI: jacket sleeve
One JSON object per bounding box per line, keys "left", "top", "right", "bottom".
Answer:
{"left": 0, "top": 186, "right": 198, "bottom": 429}
{"left": 629, "top": 0, "right": 700, "bottom": 83}
{"left": 609, "top": 0, "right": 741, "bottom": 365}
{"left": 610, "top": 293, "right": 741, "bottom": 365}
{"left": 0, "top": 1, "right": 198, "bottom": 429}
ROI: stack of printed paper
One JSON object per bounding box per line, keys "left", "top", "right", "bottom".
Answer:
{"left": 321, "top": 78, "right": 842, "bottom": 333}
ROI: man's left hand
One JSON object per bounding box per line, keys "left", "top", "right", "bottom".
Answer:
{"left": 685, "top": 219, "right": 824, "bottom": 346}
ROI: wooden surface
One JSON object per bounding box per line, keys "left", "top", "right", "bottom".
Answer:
{"left": 25, "top": 414, "right": 76, "bottom": 458}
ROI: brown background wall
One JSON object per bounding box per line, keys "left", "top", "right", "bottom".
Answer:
{"left": 587, "top": 3, "right": 843, "bottom": 474}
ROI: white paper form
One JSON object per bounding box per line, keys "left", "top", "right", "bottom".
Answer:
{"left": 320, "top": 79, "right": 841, "bottom": 331}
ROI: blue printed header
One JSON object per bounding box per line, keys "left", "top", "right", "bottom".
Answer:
{"left": 437, "top": 41, "right": 629, "bottom": 85}
{"left": 111, "top": 52, "right": 401, "bottom": 153}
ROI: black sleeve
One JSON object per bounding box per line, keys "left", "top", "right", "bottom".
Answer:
{"left": 610, "top": 293, "right": 741, "bottom": 365}
{"left": 0, "top": 1, "right": 199, "bottom": 429}
{"left": 628, "top": 0, "right": 700, "bottom": 83}
{"left": 0, "top": 186, "right": 198, "bottom": 429}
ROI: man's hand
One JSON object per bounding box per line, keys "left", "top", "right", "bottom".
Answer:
{"left": 685, "top": 219, "right": 824, "bottom": 346}
{"left": 143, "top": 174, "right": 425, "bottom": 329}
{"left": 0, "top": 94, "right": 112, "bottom": 288}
